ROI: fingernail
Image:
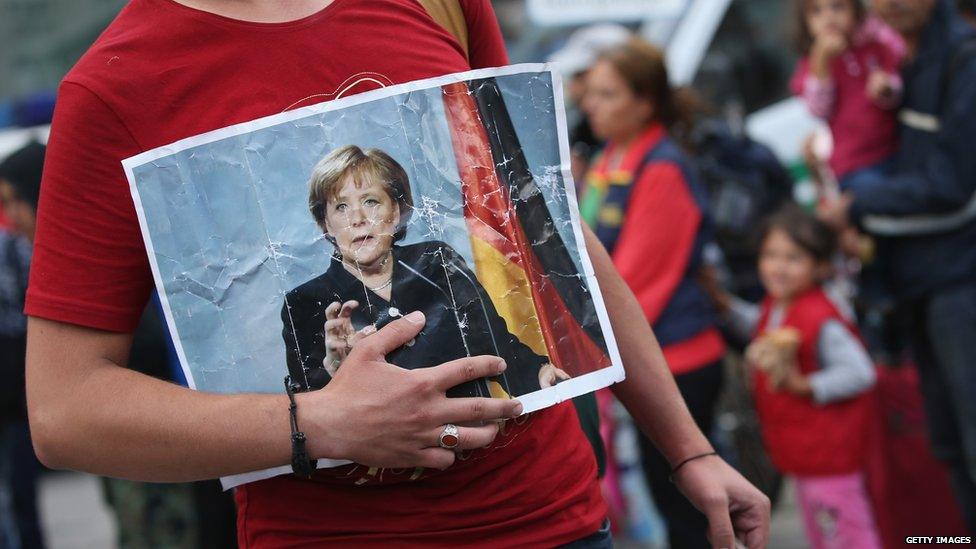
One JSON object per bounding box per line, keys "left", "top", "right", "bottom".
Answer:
{"left": 496, "top": 359, "right": 507, "bottom": 373}
{"left": 405, "top": 311, "right": 424, "bottom": 322}
{"left": 362, "top": 325, "right": 376, "bottom": 335}
{"left": 511, "top": 401, "right": 523, "bottom": 416}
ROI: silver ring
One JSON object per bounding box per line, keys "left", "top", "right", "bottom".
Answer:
{"left": 438, "top": 424, "right": 460, "bottom": 449}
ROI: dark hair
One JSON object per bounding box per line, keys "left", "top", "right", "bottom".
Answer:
{"left": 597, "top": 38, "right": 703, "bottom": 140}
{"left": 0, "top": 141, "right": 45, "bottom": 210}
{"left": 959, "top": 0, "right": 976, "bottom": 17}
{"left": 795, "top": 0, "right": 867, "bottom": 54}
{"left": 759, "top": 204, "right": 837, "bottom": 263}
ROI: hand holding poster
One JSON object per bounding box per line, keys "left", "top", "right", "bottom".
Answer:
{"left": 122, "top": 65, "right": 624, "bottom": 486}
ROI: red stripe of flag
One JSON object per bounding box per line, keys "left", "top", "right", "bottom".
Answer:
{"left": 442, "top": 81, "right": 611, "bottom": 378}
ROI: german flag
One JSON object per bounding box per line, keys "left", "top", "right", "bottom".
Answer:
{"left": 441, "top": 78, "right": 611, "bottom": 389}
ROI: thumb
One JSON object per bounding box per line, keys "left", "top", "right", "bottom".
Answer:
{"left": 361, "top": 311, "right": 425, "bottom": 358}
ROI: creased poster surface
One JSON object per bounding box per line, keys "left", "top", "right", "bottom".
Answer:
{"left": 122, "top": 64, "right": 624, "bottom": 487}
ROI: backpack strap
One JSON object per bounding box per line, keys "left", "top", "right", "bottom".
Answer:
{"left": 416, "top": 0, "right": 470, "bottom": 61}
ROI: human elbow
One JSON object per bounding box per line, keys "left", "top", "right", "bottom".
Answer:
{"left": 27, "top": 398, "right": 73, "bottom": 470}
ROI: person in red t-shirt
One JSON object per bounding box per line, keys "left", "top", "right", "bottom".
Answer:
{"left": 24, "top": 1, "right": 770, "bottom": 547}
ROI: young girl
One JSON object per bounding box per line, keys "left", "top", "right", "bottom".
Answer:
{"left": 720, "top": 206, "right": 881, "bottom": 549}
{"left": 791, "top": 0, "right": 905, "bottom": 191}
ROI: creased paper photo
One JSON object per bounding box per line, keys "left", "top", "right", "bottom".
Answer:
{"left": 122, "top": 64, "right": 624, "bottom": 487}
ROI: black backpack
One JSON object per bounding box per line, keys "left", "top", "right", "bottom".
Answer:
{"left": 690, "top": 119, "right": 795, "bottom": 301}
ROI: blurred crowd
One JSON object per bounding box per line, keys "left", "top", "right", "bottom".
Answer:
{"left": 1, "top": 0, "right": 975, "bottom": 548}
{"left": 552, "top": 0, "right": 976, "bottom": 547}
{"left": 0, "top": 148, "right": 238, "bottom": 547}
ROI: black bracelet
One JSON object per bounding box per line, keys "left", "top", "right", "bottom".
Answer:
{"left": 284, "top": 376, "right": 318, "bottom": 478}
{"left": 668, "top": 451, "right": 718, "bottom": 483}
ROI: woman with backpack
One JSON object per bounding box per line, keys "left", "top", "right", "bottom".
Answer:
{"left": 580, "top": 37, "right": 726, "bottom": 549}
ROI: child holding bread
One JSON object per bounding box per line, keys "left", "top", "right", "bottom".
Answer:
{"left": 714, "top": 205, "right": 880, "bottom": 549}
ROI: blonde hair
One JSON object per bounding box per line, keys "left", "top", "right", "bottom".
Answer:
{"left": 307, "top": 145, "right": 413, "bottom": 241}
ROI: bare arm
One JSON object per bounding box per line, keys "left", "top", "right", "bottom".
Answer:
{"left": 583, "top": 225, "right": 770, "bottom": 549}
{"left": 26, "top": 313, "right": 521, "bottom": 482}
{"left": 585, "top": 226, "right": 711, "bottom": 464}
{"left": 27, "top": 317, "right": 291, "bottom": 481}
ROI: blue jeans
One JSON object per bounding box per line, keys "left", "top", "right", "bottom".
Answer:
{"left": 559, "top": 519, "right": 612, "bottom": 549}
{"left": 912, "top": 282, "right": 976, "bottom": 532}
{"left": 839, "top": 156, "right": 894, "bottom": 194}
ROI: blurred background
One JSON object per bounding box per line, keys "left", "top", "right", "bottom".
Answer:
{"left": 1, "top": 1, "right": 973, "bottom": 548}
{"left": 0, "top": 0, "right": 810, "bottom": 162}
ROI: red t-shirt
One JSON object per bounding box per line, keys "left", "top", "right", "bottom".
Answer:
{"left": 28, "top": 0, "right": 606, "bottom": 546}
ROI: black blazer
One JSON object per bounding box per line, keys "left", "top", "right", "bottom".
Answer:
{"left": 281, "top": 241, "right": 548, "bottom": 397}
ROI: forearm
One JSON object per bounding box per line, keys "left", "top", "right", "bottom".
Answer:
{"left": 31, "top": 363, "right": 293, "bottom": 482}
{"left": 28, "top": 314, "right": 523, "bottom": 483}
{"left": 725, "top": 295, "right": 760, "bottom": 342}
{"left": 851, "top": 169, "right": 971, "bottom": 220}
{"left": 27, "top": 317, "right": 293, "bottom": 482}
{"left": 584, "top": 227, "right": 712, "bottom": 465}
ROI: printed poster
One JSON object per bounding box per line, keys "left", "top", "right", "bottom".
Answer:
{"left": 122, "top": 64, "right": 625, "bottom": 486}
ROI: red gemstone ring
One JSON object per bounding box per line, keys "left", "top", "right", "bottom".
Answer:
{"left": 438, "top": 424, "right": 460, "bottom": 449}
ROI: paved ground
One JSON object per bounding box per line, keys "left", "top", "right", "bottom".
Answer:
{"left": 39, "top": 472, "right": 115, "bottom": 549}
{"left": 767, "top": 481, "right": 808, "bottom": 549}
{"left": 37, "top": 471, "right": 808, "bottom": 549}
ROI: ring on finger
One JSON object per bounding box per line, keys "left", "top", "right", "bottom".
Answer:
{"left": 438, "top": 424, "right": 460, "bottom": 450}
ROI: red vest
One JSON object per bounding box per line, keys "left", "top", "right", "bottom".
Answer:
{"left": 752, "top": 288, "right": 875, "bottom": 475}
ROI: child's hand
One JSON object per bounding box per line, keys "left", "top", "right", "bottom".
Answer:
{"left": 816, "top": 192, "right": 854, "bottom": 231}
{"left": 866, "top": 70, "right": 896, "bottom": 103}
{"left": 697, "top": 265, "right": 730, "bottom": 314}
{"left": 746, "top": 328, "right": 801, "bottom": 391}
{"left": 744, "top": 339, "right": 773, "bottom": 372}
{"left": 811, "top": 33, "right": 847, "bottom": 78}
{"left": 780, "top": 364, "right": 813, "bottom": 398}
{"left": 838, "top": 226, "right": 863, "bottom": 257}
{"left": 838, "top": 226, "right": 876, "bottom": 264}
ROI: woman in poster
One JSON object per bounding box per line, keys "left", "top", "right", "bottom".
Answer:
{"left": 281, "top": 145, "right": 569, "bottom": 398}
